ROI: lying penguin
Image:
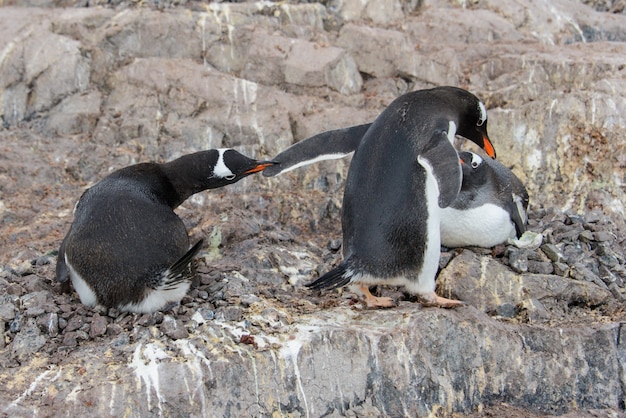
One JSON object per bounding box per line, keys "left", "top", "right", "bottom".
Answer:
{"left": 56, "top": 149, "right": 274, "bottom": 313}
{"left": 440, "top": 151, "right": 529, "bottom": 248}
{"left": 267, "top": 86, "right": 496, "bottom": 308}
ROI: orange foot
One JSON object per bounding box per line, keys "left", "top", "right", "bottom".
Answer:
{"left": 420, "top": 291, "right": 464, "bottom": 308}
{"left": 359, "top": 284, "right": 395, "bottom": 309}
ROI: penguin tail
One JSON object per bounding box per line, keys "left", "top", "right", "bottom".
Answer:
{"left": 161, "top": 239, "right": 204, "bottom": 289}
{"left": 307, "top": 261, "right": 354, "bottom": 290}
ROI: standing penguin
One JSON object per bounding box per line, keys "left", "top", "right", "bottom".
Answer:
{"left": 440, "top": 151, "right": 529, "bottom": 248}
{"left": 305, "top": 87, "right": 496, "bottom": 308}
{"left": 55, "top": 149, "right": 274, "bottom": 313}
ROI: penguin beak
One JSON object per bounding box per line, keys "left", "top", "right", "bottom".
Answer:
{"left": 244, "top": 161, "right": 278, "bottom": 175}
{"left": 482, "top": 136, "right": 496, "bottom": 159}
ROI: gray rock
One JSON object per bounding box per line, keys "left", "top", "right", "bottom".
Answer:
{"left": 0, "top": 295, "right": 17, "bottom": 321}
{"left": 10, "top": 318, "right": 47, "bottom": 360}
{"left": 437, "top": 250, "right": 612, "bottom": 314}
{"left": 283, "top": 39, "right": 363, "bottom": 94}
{"left": 161, "top": 315, "right": 189, "bottom": 340}
{"left": 36, "top": 312, "right": 59, "bottom": 337}
{"left": 541, "top": 243, "right": 565, "bottom": 263}
{"left": 89, "top": 313, "right": 108, "bottom": 338}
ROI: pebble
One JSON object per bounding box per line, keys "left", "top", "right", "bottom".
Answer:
{"left": 89, "top": 313, "right": 108, "bottom": 338}
{"left": 0, "top": 295, "right": 17, "bottom": 321}
{"left": 65, "top": 315, "right": 85, "bottom": 332}
{"left": 161, "top": 315, "right": 189, "bottom": 340}
{"left": 508, "top": 249, "right": 528, "bottom": 273}
{"left": 541, "top": 243, "right": 564, "bottom": 263}
{"left": 36, "top": 312, "right": 59, "bottom": 337}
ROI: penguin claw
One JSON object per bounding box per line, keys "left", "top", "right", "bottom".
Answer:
{"left": 358, "top": 284, "right": 396, "bottom": 309}
{"left": 420, "top": 292, "right": 464, "bottom": 309}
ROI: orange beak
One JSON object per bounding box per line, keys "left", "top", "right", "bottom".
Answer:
{"left": 483, "top": 136, "right": 496, "bottom": 158}
{"left": 244, "top": 161, "right": 277, "bottom": 175}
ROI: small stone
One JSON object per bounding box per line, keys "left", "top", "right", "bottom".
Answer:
{"left": 36, "top": 312, "right": 59, "bottom": 337}
{"left": 58, "top": 317, "right": 68, "bottom": 330}
{"left": 585, "top": 210, "right": 603, "bottom": 223}
{"left": 75, "top": 330, "right": 90, "bottom": 341}
{"left": 107, "top": 307, "right": 121, "bottom": 318}
{"left": 508, "top": 249, "right": 528, "bottom": 273}
{"left": 541, "top": 243, "right": 564, "bottom": 263}
{"left": 6, "top": 283, "right": 24, "bottom": 296}
{"left": 240, "top": 294, "right": 261, "bottom": 306}
{"left": 65, "top": 315, "right": 85, "bottom": 332}
{"left": 153, "top": 311, "right": 165, "bottom": 324}
{"left": 136, "top": 314, "right": 155, "bottom": 327}
{"left": 566, "top": 214, "right": 585, "bottom": 224}
{"left": 527, "top": 260, "right": 554, "bottom": 275}
{"left": 161, "top": 315, "right": 189, "bottom": 340}
{"left": 598, "top": 265, "right": 617, "bottom": 286}
{"left": 21, "top": 291, "right": 50, "bottom": 311}
{"left": 26, "top": 307, "right": 45, "bottom": 317}
{"left": 216, "top": 306, "right": 243, "bottom": 322}
{"left": 106, "top": 323, "right": 124, "bottom": 336}
{"left": 89, "top": 313, "right": 107, "bottom": 338}
{"left": 10, "top": 318, "right": 47, "bottom": 359}
{"left": 563, "top": 244, "right": 585, "bottom": 265}
{"left": 598, "top": 254, "right": 619, "bottom": 268}
{"left": 553, "top": 262, "right": 570, "bottom": 277}
{"left": 10, "top": 314, "right": 22, "bottom": 333}
{"left": 110, "top": 333, "right": 130, "bottom": 351}
{"left": 34, "top": 255, "right": 52, "bottom": 266}
{"left": 11, "top": 260, "right": 34, "bottom": 276}
{"left": 197, "top": 290, "right": 209, "bottom": 300}
{"left": 577, "top": 230, "right": 594, "bottom": 243}
{"left": 0, "top": 295, "right": 16, "bottom": 321}
{"left": 593, "top": 231, "right": 613, "bottom": 242}
{"left": 495, "top": 303, "right": 519, "bottom": 318}
{"left": 519, "top": 298, "right": 549, "bottom": 322}
{"left": 62, "top": 332, "right": 78, "bottom": 347}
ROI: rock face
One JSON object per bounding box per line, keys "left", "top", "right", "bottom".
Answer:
{"left": 1, "top": 0, "right": 625, "bottom": 417}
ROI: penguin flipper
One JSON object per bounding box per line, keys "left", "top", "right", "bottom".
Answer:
{"left": 263, "top": 123, "right": 372, "bottom": 177}
{"left": 160, "top": 239, "right": 204, "bottom": 289}
{"left": 306, "top": 263, "right": 352, "bottom": 290}
{"left": 55, "top": 236, "right": 69, "bottom": 283}
{"left": 508, "top": 194, "right": 528, "bottom": 237}
{"left": 420, "top": 133, "right": 462, "bottom": 208}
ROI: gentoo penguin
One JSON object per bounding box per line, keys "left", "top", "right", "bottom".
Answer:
{"left": 305, "top": 86, "right": 496, "bottom": 308}
{"left": 55, "top": 149, "right": 274, "bottom": 313}
{"left": 440, "top": 151, "right": 529, "bottom": 248}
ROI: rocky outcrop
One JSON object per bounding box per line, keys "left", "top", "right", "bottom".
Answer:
{"left": 1, "top": 0, "right": 625, "bottom": 416}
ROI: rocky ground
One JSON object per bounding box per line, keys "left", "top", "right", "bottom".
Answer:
{"left": 1, "top": 0, "right": 626, "bottom": 416}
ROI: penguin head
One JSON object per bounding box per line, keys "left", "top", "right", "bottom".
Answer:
{"left": 437, "top": 87, "right": 496, "bottom": 159}
{"left": 209, "top": 148, "right": 276, "bottom": 187}
{"left": 458, "top": 151, "right": 490, "bottom": 192}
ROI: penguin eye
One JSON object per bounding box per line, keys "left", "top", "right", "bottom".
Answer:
{"left": 225, "top": 174, "right": 236, "bottom": 181}
{"left": 470, "top": 153, "right": 483, "bottom": 168}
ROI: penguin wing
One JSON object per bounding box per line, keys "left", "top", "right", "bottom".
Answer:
{"left": 507, "top": 194, "right": 529, "bottom": 237}
{"left": 55, "top": 235, "right": 69, "bottom": 283}
{"left": 263, "top": 123, "right": 372, "bottom": 177}
{"left": 420, "top": 132, "right": 463, "bottom": 208}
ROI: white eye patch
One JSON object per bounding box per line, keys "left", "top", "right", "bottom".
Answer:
{"left": 470, "top": 152, "right": 483, "bottom": 168}
{"left": 213, "top": 148, "right": 235, "bottom": 179}
{"left": 477, "top": 101, "right": 487, "bottom": 126}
